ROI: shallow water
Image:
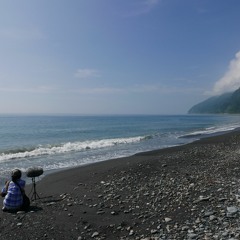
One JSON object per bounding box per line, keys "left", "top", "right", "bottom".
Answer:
{"left": 1, "top": 114, "right": 240, "bottom": 185}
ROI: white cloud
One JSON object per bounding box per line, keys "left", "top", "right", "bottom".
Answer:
{"left": 74, "top": 69, "right": 100, "bottom": 79}
{"left": 70, "top": 84, "right": 202, "bottom": 95}
{"left": 142, "top": 0, "right": 160, "bottom": 11}
{"left": 71, "top": 87, "right": 124, "bottom": 94}
{"left": 144, "top": 0, "right": 160, "bottom": 7}
{"left": 0, "top": 27, "right": 46, "bottom": 40}
{"left": 132, "top": 84, "right": 203, "bottom": 94}
{"left": 0, "top": 86, "right": 54, "bottom": 93}
{"left": 124, "top": 0, "right": 161, "bottom": 17}
{"left": 210, "top": 51, "right": 240, "bottom": 95}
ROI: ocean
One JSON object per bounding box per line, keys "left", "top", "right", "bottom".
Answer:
{"left": 1, "top": 114, "right": 240, "bottom": 186}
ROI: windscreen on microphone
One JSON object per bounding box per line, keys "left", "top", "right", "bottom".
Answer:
{"left": 26, "top": 167, "right": 43, "bottom": 178}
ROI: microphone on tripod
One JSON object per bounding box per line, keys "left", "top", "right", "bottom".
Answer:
{"left": 26, "top": 167, "right": 43, "bottom": 200}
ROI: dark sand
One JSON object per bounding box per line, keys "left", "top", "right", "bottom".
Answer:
{"left": 1, "top": 130, "right": 240, "bottom": 239}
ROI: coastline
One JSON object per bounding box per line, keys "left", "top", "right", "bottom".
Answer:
{"left": 1, "top": 129, "right": 240, "bottom": 239}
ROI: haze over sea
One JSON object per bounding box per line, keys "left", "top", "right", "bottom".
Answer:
{"left": 1, "top": 114, "right": 240, "bottom": 185}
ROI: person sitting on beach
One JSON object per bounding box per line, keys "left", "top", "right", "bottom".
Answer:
{"left": 1, "top": 169, "right": 26, "bottom": 212}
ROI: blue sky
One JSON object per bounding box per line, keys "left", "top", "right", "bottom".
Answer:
{"left": 1, "top": 0, "right": 240, "bottom": 115}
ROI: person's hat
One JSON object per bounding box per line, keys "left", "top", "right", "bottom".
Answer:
{"left": 11, "top": 169, "right": 22, "bottom": 179}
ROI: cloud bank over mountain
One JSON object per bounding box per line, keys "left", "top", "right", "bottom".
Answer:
{"left": 211, "top": 51, "right": 240, "bottom": 95}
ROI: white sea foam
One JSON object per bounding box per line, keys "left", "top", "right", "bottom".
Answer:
{"left": 0, "top": 136, "right": 145, "bottom": 162}
{"left": 180, "top": 124, "right": 240, "bottom": 138}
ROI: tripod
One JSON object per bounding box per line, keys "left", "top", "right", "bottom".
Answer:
{"left": 29, "top": 177, "right": 40, "bottom": 200}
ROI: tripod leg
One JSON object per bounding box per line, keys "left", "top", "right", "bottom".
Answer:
{"left": 30, "top": 177, "right": 41, "bottom": 201}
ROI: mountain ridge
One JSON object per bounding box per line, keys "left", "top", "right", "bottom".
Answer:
{"left": 188, "top": 88, "right": 240, "bottom": 114}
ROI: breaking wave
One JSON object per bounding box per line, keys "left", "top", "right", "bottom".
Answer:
{"left": 0, "top": 136, "right": 146, "bottom": 162}
{"left": 179, "top": 124, "right": 240, "bottom": 139}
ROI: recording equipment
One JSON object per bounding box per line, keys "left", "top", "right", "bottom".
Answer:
{"left": 26, "top": 167, "right": 43, "bottom": 178}
{"left": 26, "top": 167, "right": 43, "bottom": 200}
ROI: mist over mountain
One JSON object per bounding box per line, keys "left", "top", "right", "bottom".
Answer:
{"left": 188, "top": 88, "right": 240, "bottom": 114}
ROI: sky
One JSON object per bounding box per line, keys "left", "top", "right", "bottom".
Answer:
{"left": 1, "top": 0, "right": 240, "bottom": 115}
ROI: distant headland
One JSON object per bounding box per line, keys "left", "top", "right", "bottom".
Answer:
{"left": 188, "top": 88, "right": 240, "bottom": 114}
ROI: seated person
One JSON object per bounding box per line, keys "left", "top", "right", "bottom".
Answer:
{"left": 1, "top": 169, "right": 26, "bottom": 212}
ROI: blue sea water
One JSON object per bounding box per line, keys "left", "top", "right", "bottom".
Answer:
{"left": 1, "top": 114, "right": 240, "bottom": 185}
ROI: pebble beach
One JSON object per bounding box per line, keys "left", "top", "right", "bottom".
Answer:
{"left": 1, "top": 129, "right": 240, "bottom": 239}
